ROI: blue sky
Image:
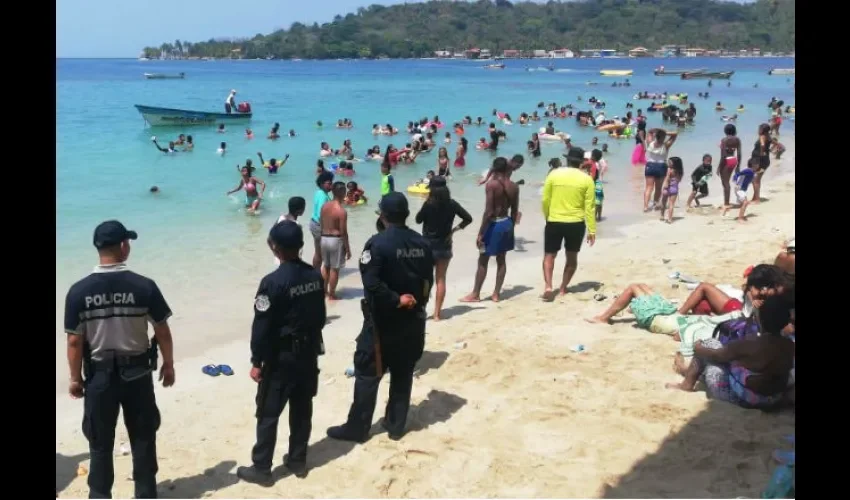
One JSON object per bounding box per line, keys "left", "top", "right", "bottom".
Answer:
{"left": 57, "top": 0, "right": 409, "bottom": 58}
{"left": 57, "top": 0, "right": 753, "bottom": 58}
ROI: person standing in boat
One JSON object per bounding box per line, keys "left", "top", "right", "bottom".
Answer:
{"left": 225, "top": 89, "right": 237, "bottom": 114}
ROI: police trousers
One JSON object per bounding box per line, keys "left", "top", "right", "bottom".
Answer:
{"left": 344, "top": 317, "right": 424, "bottom": 438}
{"left": 252, "top": 352, "right": 319, "bottom": 471}
{"left": 82, "top": 365, "right": 161, "bottom": 499}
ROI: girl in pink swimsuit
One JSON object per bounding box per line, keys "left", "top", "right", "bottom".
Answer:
{"left": 227, "top": 165, "right": 265, "bottom": 211}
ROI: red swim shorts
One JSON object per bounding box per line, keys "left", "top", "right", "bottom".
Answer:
{"left": 693, "top": 298, "right": 743, "bottom": 315}
{"left": 722, "top": 298, "right": 743, "bottom": 313}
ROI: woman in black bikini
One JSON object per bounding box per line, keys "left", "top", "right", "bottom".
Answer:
{"left": 718, "top": 124, "right": 742, "bottom": 208}
{"left": 751, "top": 123, "right": 773, "bottom": 203}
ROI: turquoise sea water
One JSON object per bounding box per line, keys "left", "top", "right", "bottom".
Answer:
{"left": 56, "top": 56, "right": 794, "bottom": 303}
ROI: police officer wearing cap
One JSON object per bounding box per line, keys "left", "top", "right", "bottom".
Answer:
{"left": 237, "top": 221, "right": 327, "bottom": 486}
{"left": 327, "top": 192, "right": 434, "bottom": 443}
{"left": 64, "top": 220, "right": 175, "bottom": 499}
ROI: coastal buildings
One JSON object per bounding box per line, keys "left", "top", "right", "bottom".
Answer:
{"left": 628, "top": 47, "right": 652, "bottom": 58}
{"left": 547, "top": 48, "right": 575, "bottom": 59}
{"left": 431, "top": 46, "right": 772, "bottom": 60}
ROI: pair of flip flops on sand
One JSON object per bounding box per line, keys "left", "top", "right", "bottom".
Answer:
{"left": 202, "top": 364, "right": 234, "bottom": 377}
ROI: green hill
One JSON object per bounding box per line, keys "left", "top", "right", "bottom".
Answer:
{"left": 144, "top": 0, "right": 795, "bottom": 60}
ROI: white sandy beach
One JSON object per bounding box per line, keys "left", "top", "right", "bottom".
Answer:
{"left": 57, "top": 142, "right": 795, "bottom": 498}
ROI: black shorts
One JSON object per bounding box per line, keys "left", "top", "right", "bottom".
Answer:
{"left": 692, "top": 182, "right": 708, "bottom": 196}
{"left": 544, "top": 221, "right": 586, "bottom": 254}
{"left": 426, "top": 237, "right": 453, "bottom": 261}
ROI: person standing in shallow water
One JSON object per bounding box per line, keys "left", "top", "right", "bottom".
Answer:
{"left": 461, "top": 157, "right": 519, "bottom": 303}
{"left": 718, "top": 124, "right": 742, "bottom": 208}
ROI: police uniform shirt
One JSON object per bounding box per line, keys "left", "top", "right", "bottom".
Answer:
{"left": 64, "top": 263, "right": 172, "bottom": 361}
{"left": 359, "top": 225, "right": 434, "bottom": 320}
{"left": 251, "top": 260, "right": 326, "bottom": 367}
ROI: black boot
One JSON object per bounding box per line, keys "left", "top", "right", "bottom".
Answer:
{"left": 236, "top": 465, "right": 274, "bottom": 487}
{"left": 282, "top": 454, "right": 308, "bottom": 478}
{"left": 326, "top": 424, "right": 368, "bottom": 443}
{"left": 381, "top": 419, "right": 404, "bottom": 441}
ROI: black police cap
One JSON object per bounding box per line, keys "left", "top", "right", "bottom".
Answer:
{"left": 268, "top": 220, "right": 304, "bottom": 250}
{"left": 379, "top": 192, "right": 410, "bottom": 218}
{"left": 93, "top": 220, "right": 137, "bottom": 249}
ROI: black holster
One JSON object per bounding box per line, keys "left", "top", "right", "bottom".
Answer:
{"left": 148, "top": 337, "right": 159, "bottom": 371}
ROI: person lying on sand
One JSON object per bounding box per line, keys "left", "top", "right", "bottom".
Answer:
{"left": 585, "top": 265, "right": 793, "bottom": 335}
{"left": 666, "top": 295, "right": 795, "bottom": 411}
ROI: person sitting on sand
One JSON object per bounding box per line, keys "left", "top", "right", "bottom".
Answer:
{"left": 665, "top": 295, "right": 795, "bottom": 410}
{"left": 774, "top": 238, "right": 795, "bottom": 275}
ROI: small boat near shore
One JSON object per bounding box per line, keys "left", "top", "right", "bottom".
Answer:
{"left": 600, "top": 69, "right": 633, "bottom": 76}
{"left": 768, "top": 68, "right": 795, "bottom": 76}
{"left": 681, "top": 71, "right": 734, "bottom": 80}
{"left": 483, "top": 63, "right": 505, "bottom": 69}
{"left": 134, "top": 104, "right": 252, "bottom": 127}
{"left": 144, "top": 72, "right": 186, "bottom": 80}
{"left": 654, "top": 68, "right": 706, "bottom": 76}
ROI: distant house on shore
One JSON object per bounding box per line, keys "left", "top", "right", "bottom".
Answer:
{"left": 464, "top": 48, "right": 481, "bottom": 59}
{"left": 548, "top": 48, "right": 575, "bottom": 59}
{"left": 502, "top": 49, "right": 521, "bottom": 58}
{"left": 629, "top": 47, "right": 651, "bottom": 58}
{"left": 684, "top": 47, "right": 707, "bottom": 57}
{"left": 532, "top": 49, "right": 548, "bottom": 58}
{"left": 580, "top": 49, "right": 616, "bottom": 58}
{"left": 434, "top": 50, "right": 451, "bottom": 58}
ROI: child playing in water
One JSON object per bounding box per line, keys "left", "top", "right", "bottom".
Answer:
{"left": 660, "top": 156, "right": 684, "bottom": 224}
{"left": 444, "top": 132, "right": 452, "bottom": 144}
{"left": 344, "top": 181, "right": 367, "bottom": 205}
{"left": 594, "top": 168, "right": 604, "bottom": 222}
{"left": 380, "top": 162, "right": 395, "bottom": 197}
{"left": 687, "top": 154, "right": 713, "bottom": 208}
{"left": 217, "top": 142, "right": 227, "bottom": 155}
{"left": 476, "top": 138, "right": 489, "bottom": 150}
{"left": 245, "top": 128, "right": 254, "bottom": 139}
{"left": 723, "top": 157, "right": 756, "bottom": 222}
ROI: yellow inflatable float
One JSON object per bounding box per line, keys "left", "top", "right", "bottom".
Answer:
{"left": 407, "top": 183, "right": 430, "bottom": 195}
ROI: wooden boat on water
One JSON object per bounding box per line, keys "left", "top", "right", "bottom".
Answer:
{"left": 600, "top": 69, "right": 633, "bottom": 76}
{"left": 483, "top": 63, "right": 506, "bottom": 69}
{"left": 681, "top": 71, "right": 734, "bottom": 80}
{"left": 654, "top": 68, "right": 706, "bottom": 76}
{"left": 768, "top": 68, "right": 795, "bottom": 76}
{"left": 144, "top": 72, "right": 186, "bottom": 80}
{"left": 134, "top": 105, "right": 252, "bottom": 127}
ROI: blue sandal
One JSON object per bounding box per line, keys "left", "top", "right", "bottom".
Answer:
{"left": 218, "top": 364, "right": 234, "bottom": 376}
{"left": 202, "top": 364, "right": 221, "bottom": 377}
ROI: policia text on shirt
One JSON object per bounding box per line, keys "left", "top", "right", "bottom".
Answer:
{"left": 327, "top": 192, "right": 435, "bottom": 443}
{"left": 237, "top": 220, "right": 327, "bottom": 486}
{"left": 64, "top": 220, "right": 176, "bottom": 499}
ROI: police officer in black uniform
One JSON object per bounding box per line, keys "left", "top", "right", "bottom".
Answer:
{"left": 327, "top": 192, "right": 434, "bottom": 442}
{"left": 237, "top": 221, "right": 327, "bottom": 486}
{"left": 64, "top": 220, "right": 176, "bottom": 499}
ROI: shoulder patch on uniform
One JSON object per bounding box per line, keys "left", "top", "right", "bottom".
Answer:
{"left": 360, "top": 250, "right": 372, "bottom": 265}
{"left": 254, "top": 294, "right": 271, "bottom": 312}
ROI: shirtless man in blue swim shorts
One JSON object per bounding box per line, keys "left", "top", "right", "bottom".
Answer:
{"left": 461, "top": 157, "right": 519, "bottom": 302}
